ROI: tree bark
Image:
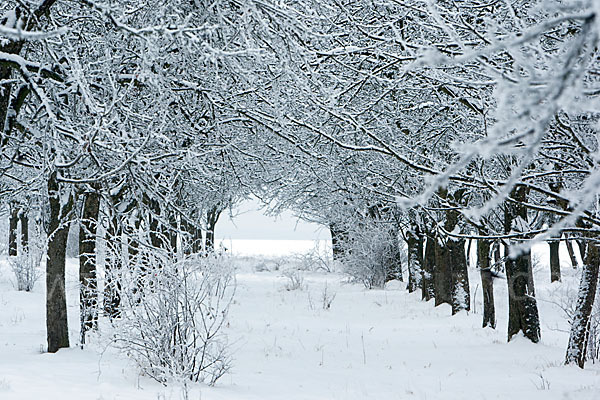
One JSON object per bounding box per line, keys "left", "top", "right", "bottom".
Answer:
{"left": 565, "top": 239, "right": 600, "bottom": 368}
{"left": 79, "top": 190, "right": 100, "bottom": 341}
{"left": 421, "top": 234, "right": 436, "bottom": 301}
{"left": 478, "top": 239, "right": 496, "bottom": 328}
{"left": 46, "top": 171, "right": 73, "bottom": 353}
{"left": 449, "top": 236, "right": 470, "bottom": 314}
{"left": 566, "top": 237, "right": 579, "bottom": 268}
{"left": 504, "top": 187, "right": 540, "bottom": 343}
{"left": 549, "top": 238, "right": 561, "bottom": 282}
{"left": 205, "top": 206, "right": 221, "bottom": 253}
{"left": 19, "top": 210, "right": 29, "bottom": 251}
{"left": 330, "top": 223, "right": 349, "bottom": 261}
{"left": 406, "top": 226, "right": 423, "bottom": 293}
{"left": 506, "top": 247, "right": 540, "bottom": 342}
{"left": 9, "top": 205, "right": 18, "bottom": 256}
{"left": 433, "top": 235, "right": 452, "bottom": 307}
{"left": 104, "top": 214, "right": 122, "bottom": 320}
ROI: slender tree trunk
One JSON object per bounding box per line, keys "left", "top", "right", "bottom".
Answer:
{"left": 493, "top": 240, "right": 502, "bottom": 271}
{"left": 168, "top": 212, "right": 178, "bottom": 256}
{"left": 192, "top": 225, "right": 203, "bottom": 254}
{"left": 422, "top": 234, "right": 436, "bottom": 301}
{"left": 549, "top": 238, "right": 561, "bottom": 282}
{"left": 46, "top": 172, "right": 73, "bottom": 353}
{"left": 104, "top": 214, "right": 122, "bottom": 320}
{"left": 19, "top": 210, "right": 29, "bottom": 252}
{"left": 205, "top": 206, "right": 221, "bottom": 253}
{"left": 148, "top": 199, "right": 162, "bottom": 249}
{"left": 565, "top": 239, "right": 600, "bottom": 368}
{"left": 566, "top": 237, "right": 579, "bottom": 268}
{"left": 79, "top": 190, "right": 100, "bottom": 342}
{"left": 9, "top": 205, "right": 18, "bottom": 256}
{"left": 478, "top": 239, "right": 496, "bottom": 328}
{"left": 406, "top": 227, "right": 423, "bottom": 293}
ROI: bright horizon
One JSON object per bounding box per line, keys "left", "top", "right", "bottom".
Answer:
{"left": 215, "top": 198, "right": 330, "bottom": 241}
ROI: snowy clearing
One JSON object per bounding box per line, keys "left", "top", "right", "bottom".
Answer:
{"left": 0, "top": 242, "right": 599, "bottom": 400}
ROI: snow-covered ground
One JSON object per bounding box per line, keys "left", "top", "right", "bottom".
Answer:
{"left": 0, "top": 241, "right": 599, "bottom": 399}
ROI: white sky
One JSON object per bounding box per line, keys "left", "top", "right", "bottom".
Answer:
{"left": 215, "top": 198, "right": 330, "bottom": 240}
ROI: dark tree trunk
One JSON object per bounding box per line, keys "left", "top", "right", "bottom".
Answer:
{"left": 193, "top": 226, "right": 203, "bottom": 253}
{"left": 478, "top": 239, "right": 496, "bottom": 328}
{"left": 434, "top": 236, "right": 452, "bottom": 307}
{"left": 9, "top": 205, "right": 18, "bottom": 256}
{"left": 549, "top": 239, "right": 561, "bottom": 282}
{"left": 505, "top": 186, "right": 540, "bottom": 343}
{"left": 19, "top": 210, "right": 29, "bottom": 251}
{"left": 566, "top": 237, "right": 579, "bottom": 269}
{"left": 493, "top": 240, "right": 502, "bottom": 272}
{"left": 422, "top": 234, "right": 436, "bottom": 301}
{"left": 449, "top": 236, "right": 470, "bottom": 314}
{"left": 46, "top": 172, "right": 73, "bottom": 353}
{"left": 79, "top": 190, "right": 100, "bottom": 342}
{"left": 565, "top": 239, "right": 600, "bottom": 368}
{"left": 104, "top": 214, "right": 122, "bottom": 320}
{"left": 577, "top": 240, "right": 587, "bottom": 266}
{"left": 168, "top": 212, "right": 178, "bottom": 256}
{"left": 330, "top": 223, "right": 348, "bottom": 261}
{"left": 148, "top": 199, "right": 162, "bottom": 249}
{"left": 406, "top": 227, "right": 423, "bottom": 293}
{"left": 181, "top": 217, "right": 193, "bottom": 256}
{"left": 205, "top": 206, "right": 221, "bottom": 253}
{"left": 506, "top": 247, "right": 540, "bottom": 343}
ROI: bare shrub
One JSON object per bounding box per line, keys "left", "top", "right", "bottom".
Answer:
{"left": 110, "top": 252, "right": 235, "bottom": 385}
{"left": 293, "top": 244, "right": 336, "bottom": 273}
{"left": 340, "top": 221, "right": 401, "bottom": 289}
{"left": 283, "top": 269, "right": 304, "bottom": 291}
{"left": 321, "top": 283, "right": 336, "bottom": 310}
{"left": 10, "top": 241, "right": 44, "bottom": 292}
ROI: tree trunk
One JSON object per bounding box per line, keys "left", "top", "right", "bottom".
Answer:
{"left": 493, "top": 240, "right": 502, "bottom": 272}
{"left": 19, "top": 210, "right": 29, "bottom": 251}
{"left": 422, "top": 234, "right": 436, "bottom": 301}
{"left": 79, "top": 190, "right": 100, "bottom": 342}
{"left": 449, "top": 236, "right": 470, "bottom": 314}
{"left": 566, "top": 237, "right": 579, "bottom": 269}
{"left": 549, "top": 238, "right": 561, "bottom": 282}
{"left": 478, "top": 239, "right": 496, "bottom": 328}
{"left": 104, "top": 214, "right": 122, "bottom": 320}
{"left": 168, "top": 212, "right": 178, "bottom": 256}
{"left": 205, "top": 206, "right": 221, "bottom": 253}
{"left": 506, "top": 247, "right": 540, "bottom": 343}
{"left": 330, "top": 223, "right": 348, "bottom": 261}
{"left": 406, "top": 227, "right": 423, "bottom": 293}
{"left": 46, "top": 171, "right": 73, "bottom": 353}
{"left": 434, "top": 236, "right": 452, "bottom": 307}
{"left": 148, "top": 199, "right": 162, "bottom": 249}
{"left": 505, "top": 186, "right": 540, "bottom": 343}
{"left": 9, "top": 205, "right": 18, "bottom": 256}
{"left": 565, "top": 239, "right": 600, "bottom": 368}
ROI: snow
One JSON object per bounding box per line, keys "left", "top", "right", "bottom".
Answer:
{"left": 0, "top": 241, "right": 599, "bottom": 399}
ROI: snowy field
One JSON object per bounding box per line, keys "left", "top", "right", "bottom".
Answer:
{"left": 0, "top": 240, "right": 599, "bottom": 399}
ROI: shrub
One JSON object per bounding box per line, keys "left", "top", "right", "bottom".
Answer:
{"left": 340, "top": 221, "right": 402, "bottom": 289}
{"left": 110, "top": 252, "right": 235, "bottom": 385}
{"left": 10, "top": 241, "right": 44, "bottom": 292}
